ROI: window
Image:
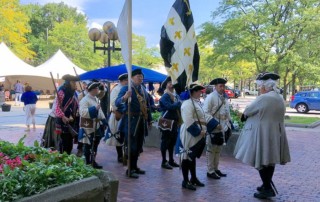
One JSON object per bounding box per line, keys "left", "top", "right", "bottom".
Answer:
{"left": 309, "top": 92, "right": 319, "bottom": 98}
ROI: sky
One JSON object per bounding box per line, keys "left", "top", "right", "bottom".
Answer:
{"left": 20, "top": 0, "right": 222, "bottom": 47}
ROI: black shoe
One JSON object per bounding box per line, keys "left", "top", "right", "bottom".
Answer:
{"left": 126, "top": 170, "right": 139, "bottom": 179}
{"left": 207, "top": 172, "right": 220, "bottom": 179}
{"left": 118, "top": 157, "right": 123, "bottom": 163}
{"left": 215, "top": 170, "right": 227, "bottom": 177}
{"left": 168, "top": 161, "right": 179, "bottom": 167}
{"left": 134, "top": 168, "right": 146, "bottom": 174}
{"left": 92, "top": 161, "right": 103, "bottom": 169}
{"left": 257, "top": 185, "right": 263, "bottom": 192}
{"left": 161, "top": 162, "right": 173, "bottom": 169}
{"left": 76, "top": 149, "right": 83, "bottom": 157}
{"left": 190, "top": 178, "right": 205, "bottom": 187}
{"left": 254, "top": 188, "right": 276, "bottom": 199}
{"left": 182, "top": 180, "right": 196, "bottom": 191}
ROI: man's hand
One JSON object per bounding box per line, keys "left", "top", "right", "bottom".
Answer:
{"left": 216, "top": 124, "right": 222, "bottom": 130}
{"left": 96, "top": 104, "right": 101, "bottom": 110}
{"left": 62, "top": 116, "right": 69, "bottom": 124}
{"left": 123, "top": 90, "right": 132, "bottom": 101}
{"left": 200, "top": 130, "right": 206, "bottom": 138}
{"left": 148, "top": 122, "right": 152, "bottom": 130}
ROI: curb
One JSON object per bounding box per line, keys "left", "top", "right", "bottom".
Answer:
{"left": 285, "top": 121, "right": 320, "bottom": 128}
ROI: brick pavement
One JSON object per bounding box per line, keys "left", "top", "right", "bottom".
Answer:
{"left": 1, "top": 105, "right": 320, "bottom": 201}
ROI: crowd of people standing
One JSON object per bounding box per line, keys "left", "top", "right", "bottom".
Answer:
{"left": 38, "top": 70, "right": 290, "bottom": 200}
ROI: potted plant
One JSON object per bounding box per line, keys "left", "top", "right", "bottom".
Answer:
{"left": 1, "top": 103, "right": 11, "bottom": 112}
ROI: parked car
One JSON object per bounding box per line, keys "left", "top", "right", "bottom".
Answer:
{"left": 244, "top": 88, "right": 258, "bottom": 95}
{"left": 225, "top": 86, "right": 238, "bottom": 98}
{"left": 290, "top": 91, "right": 320, "bottom": 113}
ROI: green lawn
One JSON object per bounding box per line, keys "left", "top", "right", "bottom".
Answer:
{"left": 285, "top": 116, "right": 320, "bottom": 124}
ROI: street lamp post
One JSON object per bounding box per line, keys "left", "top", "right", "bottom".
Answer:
{"left": 88, "top": 21, "right": 121, "bottom": 116}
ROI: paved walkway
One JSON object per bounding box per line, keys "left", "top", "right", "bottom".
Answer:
{"left": 1, "top": 104, "right": 320, "bottom": 201}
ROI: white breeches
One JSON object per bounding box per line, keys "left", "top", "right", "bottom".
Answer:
{"left": 206, "top": 136, "right": 222, "bottom": 173}
{"left": 25, "top": 104, "right": 36, "bottom": 126}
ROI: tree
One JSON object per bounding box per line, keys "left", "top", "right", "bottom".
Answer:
{"left": 23, "top": 2, "right": 91, "bottom": 67}
{"left": 0, "top": 0, "right": 34, "bottom": 60}
{"left": 132, "top": 34, "right": 161, "bottom": 67}
{"left": 199, "top": 0, "right": 320, "bottom": 99}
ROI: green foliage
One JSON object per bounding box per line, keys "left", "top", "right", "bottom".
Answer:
{"left": 0, "top": 136, "right": 98, "bottom": 201}
{"left": 152, "top": 111, "right": 161, "bottom": 121}
{"left": 230, "top": 105, "right": 244, "bottom": 130}
{"left": 199, "top": 0, "right": 320, "bottom": 97}
{"left": 285, "top": 116, "right": 320, "bottom": 125}
{"left": 0, "top": 0, "right": 35, "bottom": 59}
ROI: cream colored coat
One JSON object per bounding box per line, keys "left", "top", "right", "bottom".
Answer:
{"left": 106, "top": 84, "right": 122, "bottom": 146}
{"left": 234, "top": 91, "right": 291, "bottom": 169}
{"left": 179, "top": 99, "right": 212, "bottom": 160}
{"left": 79, "top": 94, "right": 106, "bottom": 144}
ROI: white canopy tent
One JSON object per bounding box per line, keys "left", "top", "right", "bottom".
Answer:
{"left": 0, "top": 42, "right": 54, "bottom": 92}
{"left": 36, "top": 49, "right": 86, "bottom": 79}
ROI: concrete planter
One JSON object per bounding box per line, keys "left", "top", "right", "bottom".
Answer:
{"left": 144, "top": 124, "right": 240, "bottom": 156}
{"left": 17, "top": 170, "right": 119, "bottom": 202}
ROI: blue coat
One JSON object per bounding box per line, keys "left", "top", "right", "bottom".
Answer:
{"left": 115, "top": 85, "right": 152, "bottom": 137}
{"left": 159, "top": 93, "right": 181, "bottom": 121}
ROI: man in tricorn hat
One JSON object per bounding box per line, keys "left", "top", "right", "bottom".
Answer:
{"left": 158, "top": 76, "right": 181, "bottom": 169}
{"left": 116, "top": 68, "right": 152, "bottom": 178}
{"left": 106, "top": 73, "right": 128, "bottom": 163}
{"left": 54, "top": 74, "right": 79, "bottom": 154}
{"left": 177, "top": 83, "right": 218, "bottom": 190}
{"left": 79, "top": 80, "right": 108, "bottom": 169}
{"left": 234, "top": 72, "right": 290, "bottom": 199}
{"left": 203, "top": 78, "right": 233, "bottom": 179}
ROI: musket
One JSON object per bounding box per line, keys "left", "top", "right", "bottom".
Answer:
{"left": 73, "top": 67, "right": 85, "bottom": 97}
{"left": 49, "top": 72, "right": 78, "bottom": 138}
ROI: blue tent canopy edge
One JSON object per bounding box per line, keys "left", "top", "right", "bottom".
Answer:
{"left": 79, "top": 64, "right": 167, "bottom": 83}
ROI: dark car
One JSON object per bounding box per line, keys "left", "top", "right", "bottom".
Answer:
{"left": 290, "top": 91, "right": 320, "bottom": 113}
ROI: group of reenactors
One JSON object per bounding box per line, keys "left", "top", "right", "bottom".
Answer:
{"left": 41, "top": 69, "right": 290, "bottom": 199}
{"left": 42, "top": 69, "right": 233, "bottom": 186}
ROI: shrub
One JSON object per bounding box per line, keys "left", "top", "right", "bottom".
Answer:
{"left": 230, "top": 104, "right": 245, "bottom": 130}
{"left": 0, "top": 136, "right": 98, "bottom": 201}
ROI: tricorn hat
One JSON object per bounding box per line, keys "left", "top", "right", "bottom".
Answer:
{"left": 118, "top": 73, "right": 128, "bottom": 81}
{"left": 209, "top": 78, "right": 227, "bottom": 85}
{"left": 62, "top": 74, "right": 79, "bottom": 81}
{"left": 189, "top": 83, "right": 205, "bottom": 93}
{"left": 87, "top": 80, "right": 101, "bottom": 91}
{"left": 256, "top": 72, "right": 280, "bottom": 80}
{"left": 161, "top": 77, "right": 172, "bottom": 89}
{"left": 132, "top": 68, "right": 144, "bottom": 77}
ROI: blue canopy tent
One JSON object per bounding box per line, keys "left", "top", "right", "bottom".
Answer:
{"left": 79, "top": 64, "right": 166, "bottom": 83}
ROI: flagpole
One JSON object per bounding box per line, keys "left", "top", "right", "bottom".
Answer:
{"left": 127, "top": 0, "right": 132, "bottom": 176}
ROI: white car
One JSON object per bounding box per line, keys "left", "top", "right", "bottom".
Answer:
{"left": 244, "top": 88, "right": 258, "bottom": 95}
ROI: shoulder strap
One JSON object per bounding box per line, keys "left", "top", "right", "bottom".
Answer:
{"left": 212, "top": 103, "right": 223, "bottom": 117}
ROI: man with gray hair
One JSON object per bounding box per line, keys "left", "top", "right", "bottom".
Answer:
{"left": 234, "top": 72, "right": 291, "bottom": 199}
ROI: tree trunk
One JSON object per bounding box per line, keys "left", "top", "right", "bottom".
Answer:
{"left": 291, "top": 73, "right": 296, "bottom": 96}
{"left": 283, "top": 77, "right": 288, "bottom": 101}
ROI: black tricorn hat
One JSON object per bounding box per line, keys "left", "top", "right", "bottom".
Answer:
{"left": 256, "top": 72, "right": 280, "bottom": 80}
{"left": 161, "top": 76, "right": 172, "bottom": 89}
{"left": 189, "top": 83, "right": 205, "bottom": 93}
{"left": 118, "top": 73, "right": 128, "bottom": 81}
{"left": 87, "top": 80, "right": 101, "bottom": 91}
{"left": 61, "top": 74, "right": 79, "bottom": 81}
{"left": 132, "top": 68, "right": 144, "bottom": 77}
{"left": 209, "top": 78, "right": 227, "bottom": 85}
